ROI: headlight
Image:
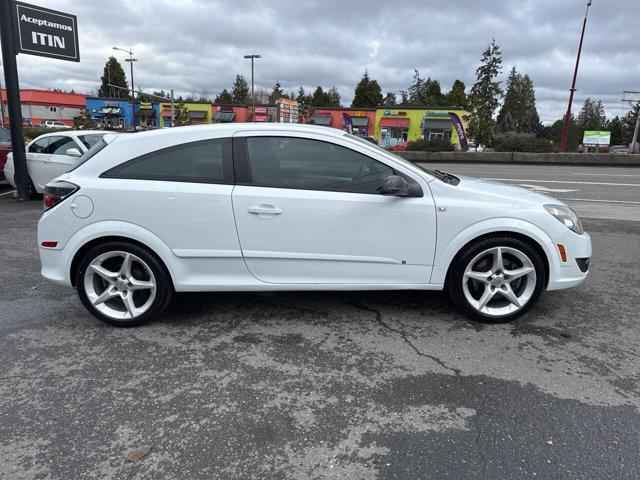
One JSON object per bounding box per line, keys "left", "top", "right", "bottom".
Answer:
{"left": 544, "top": 204, "right": 584, "bottom": 235}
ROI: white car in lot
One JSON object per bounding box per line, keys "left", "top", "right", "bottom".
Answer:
{"left": 37, "top": 124, "right": 591, "bottom": 327}
{"left": 4, "top": 131, "right": 110, "bottom": 198}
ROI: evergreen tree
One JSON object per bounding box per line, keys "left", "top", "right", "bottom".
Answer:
{"left": 467, "top": 39, "right": 503, "bottom": 145}
{"left": 382, "top": 92, "right": 397, "bottom": 106}
{"left": 310, "top": 86, "right": 327, "bottom": 106}
{"left": 406, "top": 70, "right": 446, "bottom": 106}
{"left": 296, "top": 86, "right": 307, "bottom": 105}
{"left": 541, "top": 115, "right": 582, "bottom": 151}
{"left": 327, "top": 87, "right": 341, "bottom": 107}
{"left": 422, "top": 78, "right": 446, "bottom": 105}
{"left": 351, "top": 70, "right": 384, "bottom": 108}
{"left": 577, "top": 98, "right": 607, "bottom": 131}
{"left": 400, "top": 90, "right": 409, "bottom": 105}
{"left": 496, "top": 68, "right": 540, "bottom": 134}
{"left": 407, "top": 70, "right": 424, "bottom": 105}
{"left": 173, "top": 103, "right": 190, "bottom": 126}
{"left": 214, "top": 88, "right": 233, "bottom": 104}
{"left": 268, "top": 81, "right": 285, "bottom": 104}
{"left": 73, "top": 109, "right": 97, "bottom": 130}
{"left": 98, "top": 56, "right": 129, "bottom": 98}
{"left": 445, "top": 80, "right": 467, "bottom": 109}
{"left": 607, "top": 116, "right": 625, "bottom": 145}
{"left": 231, "top": 74, "right": 250, "bottom": 105}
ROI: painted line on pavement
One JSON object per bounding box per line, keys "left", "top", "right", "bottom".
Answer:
{"left": 0, "top": 190, "right": 16, "bottom": 196}
{"left": 558, "top": 197, "right": 640, "bottom": 205}
{"left": 481, "top": 178, "right": 640, "bottom": 187}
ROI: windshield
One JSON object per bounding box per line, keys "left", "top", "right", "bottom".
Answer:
{"left": 66, "top": 138, "right": 109, "bottom": 172}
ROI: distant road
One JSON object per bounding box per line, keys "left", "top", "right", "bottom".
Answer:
{"left": 418, "top": 162, "right": 640, "bottom": 222}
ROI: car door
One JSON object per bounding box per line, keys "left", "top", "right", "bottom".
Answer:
{"left": 231, "top": 131, "right": 436, "bottom": 285}
{"left": 26, "top": 136, "right": 52, "bottom": 190}
{"left": 97, "top": 137, "right": 244, "bottom": 284}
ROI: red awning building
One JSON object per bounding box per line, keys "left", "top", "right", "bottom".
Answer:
{"left": 1, "top": 89, "right": 86, "bottom": 127}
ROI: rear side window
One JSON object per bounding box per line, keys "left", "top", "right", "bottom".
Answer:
{"left": 28, "top": 137, "right": 50, "bottom": 153}
{"left": 245, "top": 137, "right": 393, "bottom": 193}
{"left": 102, "top": 138, "right": 233, "bottom": 184}
{"left": 46, "top": 136, "right": 79, "bottom": 155}
{"left": 78, "top": 134, "right": 104, "bottom": 149}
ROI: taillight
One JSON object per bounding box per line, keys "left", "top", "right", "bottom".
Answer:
{"left": 43, "top": 181, "right": 79, "bottom": 211}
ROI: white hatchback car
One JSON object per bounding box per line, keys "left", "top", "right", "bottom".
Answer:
{"left": 37, "top": 124, "right": 591, "bottom": 327}
{"left": 4, "top": 130, "right": 110, "bottom": 198}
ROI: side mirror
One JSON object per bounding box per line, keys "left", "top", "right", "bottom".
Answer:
{"left": 66, "top": 147, "right": 82, "bottom": 157}
{"left": 380, "top": 175, "right": 410, "bottom": 196}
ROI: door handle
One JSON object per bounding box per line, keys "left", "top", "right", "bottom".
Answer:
{"left": 248, "top": 204, "right": 283, "bottom": 215}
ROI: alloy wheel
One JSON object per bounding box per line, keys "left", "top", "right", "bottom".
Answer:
{"left": 461, "top": 246, "right": 537, "bottom": 318}
{"left": 83, "top": 251, "right": 157, "bottom": 320}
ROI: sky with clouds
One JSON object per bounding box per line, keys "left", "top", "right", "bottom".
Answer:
{"left": 7, "top": 0, "right": 640, "bottom": 123}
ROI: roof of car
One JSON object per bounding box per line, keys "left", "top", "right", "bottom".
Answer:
{"left": 113, "top": 123, "right": 348, "bottom": 144}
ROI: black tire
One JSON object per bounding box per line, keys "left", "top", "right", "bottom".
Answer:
{"left": 75, "top": 241, "right": 173, "bottom": 327}
{"left": 446, "top": 236, "right": 546, "bottom": 323}
{"left": 27, "top": 176, "right": 39, "bottom": 200}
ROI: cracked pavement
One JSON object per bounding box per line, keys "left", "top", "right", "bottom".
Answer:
{"left": 1, "top": 192, "right": 639, "bottom": 479}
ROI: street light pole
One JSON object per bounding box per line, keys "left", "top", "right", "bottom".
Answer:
{"left": 244, "top": 54, "right": 261, "bottom": 119}
{"left": 113, "top": 47, "right": 138, "bottom": 130}
{"left": 560, "top": 1, "right": 593, "bottom": 152}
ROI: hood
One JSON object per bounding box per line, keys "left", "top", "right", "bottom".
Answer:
{"left": 454, "top": 174, "right": 564, "bottom": 206}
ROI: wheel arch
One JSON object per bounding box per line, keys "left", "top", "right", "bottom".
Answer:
{"left": 431, "top": 219, "right": 555, "bottom": 288}
{"left": 70, "top": 235, "right": 174, "bottom": 288}
{"left": 63, "top": 221, "right": 179, "bottom": 288}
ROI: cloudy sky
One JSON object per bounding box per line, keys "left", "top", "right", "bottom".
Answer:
{"left": 8, "top": 0, "right": 640, "bottom": 123}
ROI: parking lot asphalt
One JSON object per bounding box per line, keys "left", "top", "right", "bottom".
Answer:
{"left": 1, "top": 168, "right": 640, "bottom": 479}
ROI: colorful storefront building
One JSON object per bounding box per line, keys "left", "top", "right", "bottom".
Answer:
{"left": 374, "top": 106, "right": 469, "bottom": 148}
{"left": 2, "top": 89, "right": 86, "bottom": 127}
{"left": 307, "top": 108, "right": 376, "bottom": 136}
{"left": 211, "top": 105, "right": 250, "bottom": 123}
{"left": 159, "top": 102, "right": 212, "bottom": 127}
{"left": 86, "top": 97, "right": 133, "bottom": 129}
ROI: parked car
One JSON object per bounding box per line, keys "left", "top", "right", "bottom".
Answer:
{"left": 4, "top": 130, "right": 110, "bottom": 198}
{"left": 467, "top": 142, "right": 485, "bottom": 152}
{"left": 0, "top": 126, "right": 12, "bottom": 181}
{"left": 38, "top": 124, "right": 591, "bottom": 327}
{"left": 610, "top": 145, "right": 629, "bottom": 154}
{"left": 39, "top": 120, "right": 71, "bottom": 129}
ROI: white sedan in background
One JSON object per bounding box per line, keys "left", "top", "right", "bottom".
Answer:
{"left": 4, "top": 130, "right": 110, "bottom": 198}
{"left": 37, "top": 124, "right": 591, "bottom": 327}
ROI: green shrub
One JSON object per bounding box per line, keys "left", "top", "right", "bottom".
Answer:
{"left": 406, "top": 138, "right": 456, "bottom": 152}
{"left": 493, "top": 133, "right": 553, "bottom": 153}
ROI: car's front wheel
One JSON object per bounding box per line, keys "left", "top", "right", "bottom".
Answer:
{"left": 447, "top": 236, "right": 546, "bottom": 323}
{"left": 76, "top": 242, "right": 173, "bottom": 327}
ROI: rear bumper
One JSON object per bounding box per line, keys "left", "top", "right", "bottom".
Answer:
{"left": 40, "top": 245, "right": 73, "bottom": 286}
{"left": 546, "top": 230, "right": 592, "bottom": 291}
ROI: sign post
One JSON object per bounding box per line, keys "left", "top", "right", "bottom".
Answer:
{"left": 0, "top": 0, "right": 78, "bottom": 200}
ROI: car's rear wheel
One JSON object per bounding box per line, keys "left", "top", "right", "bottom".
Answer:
{"left": 447, "top": 236, "right": 546, "bottom": 323}
{"left": 27, "top": 176, "right": 39, "bottom": 200}
{"left": 76, "top": 242, "right": 172, "bottom": 327}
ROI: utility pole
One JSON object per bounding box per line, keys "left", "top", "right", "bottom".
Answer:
{"left": 621, "top": 91, "right": 640, "bottom": 154}
{"left": 244, "top": 54, "right": 261, "bottom": 118}
{"left": 170, "top": 89, "right": 175, "bottom": 126}
{"left": 560, "top": 0, "right": 593, "bottom": 152}
{"left": 113, "top": 47, "right": 138, "bottom": 130}
{"left": 0, "top": 0, "right": 29, "bottom": 200}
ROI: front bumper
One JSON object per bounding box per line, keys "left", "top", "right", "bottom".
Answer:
{"left": 545, "top": 229, "right": 592, "bottom": 291}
